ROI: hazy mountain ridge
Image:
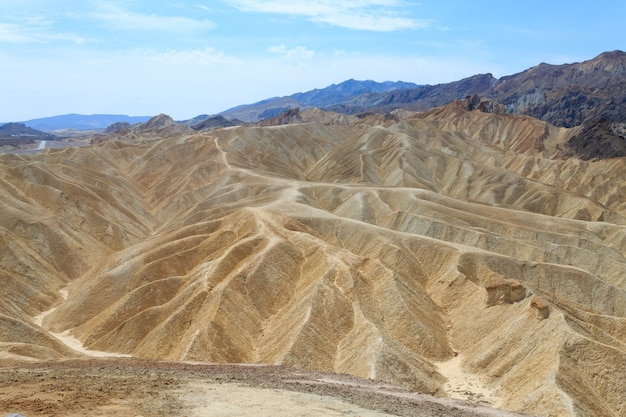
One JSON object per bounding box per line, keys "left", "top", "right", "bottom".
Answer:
{"left": 0, "top": 122, "right": 54, "bottom": 139}
{"left": 10, "top": 114, "right": 152, "bottom": 132}
{"left": 291, "top": 79, "right": 420, "bottom": 107}
{"left": 326, "top": 73, "right": 498, "bottom": 114}
{"left": 219, "top": 80, "right": 419, "bottom": 122}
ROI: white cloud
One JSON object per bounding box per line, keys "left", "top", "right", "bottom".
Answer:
{"left": 0, "top": 21, "right": 92, "bottom": 45}
{"left": 49, "top": 32, "right": 92, "bottom": 45}
{"left": 197, "top": 5, "right": 218, "bottom": 13}
{"left": 316, "top": 11, "right": 421, "bottom": 31}
{"left": 0, "top": 23, "right": 34, "bottom": 43}
{"left": 134, "top": 47, "right": 241, "bottom": 65}
{"left": 268, "top": 45, "right": 316, "bottom": 59}
{"left": 223, "top": 0, "right": 431, "bottom": 31}
{"left": 92, "top": 3, "right": 215, "bottom": 32}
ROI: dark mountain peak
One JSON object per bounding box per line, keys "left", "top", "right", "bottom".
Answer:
{"left": 332, "top": 78, "right": 419, "bottom": 93}
{"left": 448, "top": 73, "right": 497, "bottom": 89}
{"left": 136, "top": 114, "right": 177, "bottom": 131}
{"left": 592, "top": 50, "right": 626, "bottom": 61}
{"left": 191, "top": 115, "right": 238, "bottom": 131}
{"left": 324, "top": 73, "right": 498, "bottom": 115}
{"left": 104, "top": 122, "right": 132, "bottom": 134}
{"left": 1, "top": 122, "right": 29, "bottom": 133}
{"left": 0, "top": 122, "right": 52, "bottom": 138}
{"left": 335, "top": 78, "right": 362, "bottom": 89}
{"left": 181, "top": 114, "right": 211, "bottom": 126}
{"left": 221, "top": 79, "right": 419, "bottom": 123}
{"left": 257, "top": 108, "right": 303, "bottom": 126}
{"left": 581, "top": 49, "right": 626, "bottom": 74}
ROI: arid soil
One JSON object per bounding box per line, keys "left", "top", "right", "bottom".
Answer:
{"left": 0, "top": 359, "right": 533, "bottom": 417}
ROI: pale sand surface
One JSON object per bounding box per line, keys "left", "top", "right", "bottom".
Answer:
{"left": 47, "top": 329, "right": 132, "bottom": 358}
{"left": 436, "top": 354, "right": 499, "bottom": 406}
{"left": 184, "top": 382, "right": 397, "bottom": 417}
{"left": 33, "top": 289, "right": 131, "bottom": 359}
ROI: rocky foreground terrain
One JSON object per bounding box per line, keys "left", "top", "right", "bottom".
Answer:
{"left": 0, "top": 359, "right": 535, "bottom": 417}
{"left": 1, "top": 99, "right": 625, "bottom": 416}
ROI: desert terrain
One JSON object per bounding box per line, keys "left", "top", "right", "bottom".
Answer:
{"left": 0, "top": 358, "right": 536, "bottom": 417}
{"left": 1, "top": 99, "right": 625, "bottom": 416}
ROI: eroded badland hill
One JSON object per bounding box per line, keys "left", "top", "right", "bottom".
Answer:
{"left": 1, "top": 99, "right": 625, "bottom": 416}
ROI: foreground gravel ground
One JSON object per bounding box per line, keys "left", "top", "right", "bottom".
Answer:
{"left": 0, "top": 358, "right": 535, "bottom": 417}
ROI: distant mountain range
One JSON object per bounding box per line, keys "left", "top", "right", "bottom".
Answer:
{"left": 220, "top": 50, "right": 626, "bottom": 128}
{"left": 3, "top": 50, "right": 625, "bottom": 132}
{"left": 219, "top": 79, "right": 420, "bottom": 122}
{"left": 334, "top": 50, "right": 626, "bottom": 128}
{"left": 3, "top": 114, "right": 152, "bottom": 132}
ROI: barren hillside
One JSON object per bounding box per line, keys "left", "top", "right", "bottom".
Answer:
{"left": 1, "top": 102, "right": 625, "bottom": 416}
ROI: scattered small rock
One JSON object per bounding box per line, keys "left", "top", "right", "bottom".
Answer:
{"left": 530, "top": 296, "right": 550, "bottom": 319}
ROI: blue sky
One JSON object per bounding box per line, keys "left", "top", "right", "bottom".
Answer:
{"left": 1, "top": 0, "right": 624, "bottom": 121}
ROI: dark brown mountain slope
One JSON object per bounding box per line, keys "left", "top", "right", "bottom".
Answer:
{"left": 489, "top": 50, "right": 626, "bottom": 127}
{"left": 327, "top": 73, "right": 498, "bottom": 115}
{"left": 322, "top": 51, "right": 626, "bottom": 130}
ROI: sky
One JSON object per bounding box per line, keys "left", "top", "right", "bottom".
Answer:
{"left": 1, "top": 0, "right": 624, "bottom": 121}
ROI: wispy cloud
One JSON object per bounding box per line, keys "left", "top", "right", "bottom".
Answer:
{"left": 134, "top": 47, "right": 241, "bottom": 65}
{"left": 48, "top": 32, "right": 93, "bottom": 45}
{"left": 92, "top": 3, "right": 215, "bottom": 32}
{"left": 268, "top": 45, "right": 316, "bottom": 59}
{"left": 0, "top": 21, "right": 92, "bottom": 45}
{"left": 197, "top": 5, "right": 219, "bottom": 13}
{"left": 223, "top": 0, "right": 431, "bottom": 31}
{"left": 0, "top": 23, "right": 34, "bottom": 43}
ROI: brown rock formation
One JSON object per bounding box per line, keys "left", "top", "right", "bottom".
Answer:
{"left": 485, "top": 278, "right": 526, "bottom": 306}
{"left": 530, "top": 296, "right": 550, "bottom": 319}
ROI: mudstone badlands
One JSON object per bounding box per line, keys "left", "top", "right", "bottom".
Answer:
{"left": 1, "top": 58, "right": 626, "bottom": 417}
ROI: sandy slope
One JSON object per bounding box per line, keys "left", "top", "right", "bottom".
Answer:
{"left": 1, "top": 105, "right": 625, "bottom": 416}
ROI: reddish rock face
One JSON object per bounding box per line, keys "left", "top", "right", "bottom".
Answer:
{"left": 530, "top": 296, "right": 550, "bottom": 319}
{"left": 484, "top": 278, "right": 527, "bottom": 306}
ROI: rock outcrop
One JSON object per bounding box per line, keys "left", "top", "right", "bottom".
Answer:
{"left": 564, "top": 118, "right": 626, "bottom": 160}
{"left": 485, "top": 278, "right": 526, "bottom": 306}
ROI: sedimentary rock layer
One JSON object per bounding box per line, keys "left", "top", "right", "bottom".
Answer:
{"left": 1, "top": 106, "right": 625, "bottom": 417}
